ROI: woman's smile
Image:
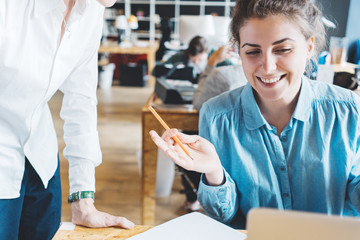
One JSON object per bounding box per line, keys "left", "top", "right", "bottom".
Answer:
{"left": 256, "top": 74, "right": 287, "bottom": 85}
{"left": 239, "top": 15, "right": 314, "bottom": 104}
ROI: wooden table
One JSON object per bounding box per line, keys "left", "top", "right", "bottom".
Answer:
{"left": 141, "top": 93, "right": 199, "bottom": 225}
{"left": 98, "top": 41, "right": 159, "bottom": 74}
{"left": 53, "top": 224, "right": 247, "bottom": 239}
{"left": 53, "top": 225, "right": 152, "bottom": 240}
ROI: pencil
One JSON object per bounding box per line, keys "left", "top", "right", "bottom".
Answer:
{"left": 148, "top": 105, "right": 194, "bottom": 160}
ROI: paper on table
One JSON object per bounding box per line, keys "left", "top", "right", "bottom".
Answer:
{"left": 59, "top": 222, "right": 76, "bottom": 230}
{"left": 127, "top": 212, "right": 247, "bottom": 240}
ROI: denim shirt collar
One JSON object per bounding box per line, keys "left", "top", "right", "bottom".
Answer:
{"left": 292, "top": 76, "right": 313, "bottom": 122}
{"left": 241, "top": 76, "right": 313, "bottom": 130}
{"left": 241, "top": 83, "right": 269, "bottom": 130}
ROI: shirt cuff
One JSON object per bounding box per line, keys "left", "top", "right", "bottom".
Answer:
{"left": 199, "top": 169, "right": 234, "bottom": 192}
{"left": 68, "top": 158, "right": 96, "bottom": 194}
{"left": 64, "top": 132, "right": 102, "bottom": 194}
{"left": 198, "top": 169, "right": 236, "bottom": 204}
{"left": 198, "top": 169, "right": 237, "bottom": 223}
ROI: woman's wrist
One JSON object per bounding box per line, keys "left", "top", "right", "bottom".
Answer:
{"left": 205, "top": 167, "right": 224, "bottom": 186}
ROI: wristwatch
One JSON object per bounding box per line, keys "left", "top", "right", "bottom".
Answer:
{"left": 68, "top": 191, "right": 94, "bottom": 203}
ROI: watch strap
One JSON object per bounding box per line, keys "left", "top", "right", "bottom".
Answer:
{"left": 68, "top": 191, "right": 94, "bottom": 203}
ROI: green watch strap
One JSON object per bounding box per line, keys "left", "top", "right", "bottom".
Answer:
{"left": 68, "top": 191, "right": 94, "bottom": 203}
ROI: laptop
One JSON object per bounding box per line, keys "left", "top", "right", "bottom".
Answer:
{"left": 246, "top": 208, "right": 360, "bottom": 240}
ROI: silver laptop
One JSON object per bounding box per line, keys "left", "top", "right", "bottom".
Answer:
{"left": 246, "top": 208, "right": 360, "bottom": 240}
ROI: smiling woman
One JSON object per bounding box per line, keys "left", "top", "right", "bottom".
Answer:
{"left": 238, "top": 15, "right": 314, "bottom": 134}
{"left": 149, "top": 0, "right": 360, "bottom": 230}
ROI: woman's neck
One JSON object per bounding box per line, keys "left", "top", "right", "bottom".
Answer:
{"left": 255, "top": 89, "right": 300, "bottom": 137}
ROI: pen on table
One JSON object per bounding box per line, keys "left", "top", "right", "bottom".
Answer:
{"left": 148, "top": 105, "right": 194, "bottom": 160}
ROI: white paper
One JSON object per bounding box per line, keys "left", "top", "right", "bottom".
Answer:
{"left": 128, "top": 212, "right": 247, "bottom": 240}
{"left": 59, "top": 222, "right": 76, "bottom": 230}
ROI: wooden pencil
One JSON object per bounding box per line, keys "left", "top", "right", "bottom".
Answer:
{"left": 148, "top": 105, "right": 194, "bottom": 160}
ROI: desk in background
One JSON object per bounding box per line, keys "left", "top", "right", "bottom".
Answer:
{"left": 98, "top": 41, "right": 159, "bottom": 74}
{"left": 334, "top": 62, "right": 360, "bottom": 95}
{"left": 334, "top": 62, "right": 358, "bottom": 73}
{"left": 141, "top": 93, "right": 199, "bottom": 225}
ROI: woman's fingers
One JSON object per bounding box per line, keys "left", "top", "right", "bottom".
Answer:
{"left": 149, "top": 130, "right": 173, "bottom": 153}
{"left": 149, "top": 129, "right": 221, "bottom": 174}
{"left": 160, "top": 128, "right": 179, "bottom": 142}
{"left": 175, "top": 131, "right": 201, "bottom": 144}
{"left": 149, "top": 130, "right": 192, "bottom": 168}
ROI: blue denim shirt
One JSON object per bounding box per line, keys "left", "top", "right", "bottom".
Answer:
{"left": 198, "top": 77, "right": 360, "bottom": 229}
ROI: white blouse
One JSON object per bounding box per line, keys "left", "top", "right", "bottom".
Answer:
{"left": 0, "top": 0, "right": 104, "bottom": 198}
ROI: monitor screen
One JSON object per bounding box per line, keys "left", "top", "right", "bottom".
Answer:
{"left": 179, "top": 15, "right": 231, "bottom": 47}
{"left": 210, "top": 16, "right": 231, "bottom": 47}
{"left": 179, "top": 15, "right": 215, "bottom": 45}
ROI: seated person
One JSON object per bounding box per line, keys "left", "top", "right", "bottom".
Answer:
{"left": 180, "top": 45, "right": 247, "bottom": 212}
{"left": 152, "top": 36, "right": 233, "bottom": 81}
{"left": 149, "top": 0, "right": 360, "bottom": 229}
{"left": 193, "top": 45, "right": 248, "bottom": 111}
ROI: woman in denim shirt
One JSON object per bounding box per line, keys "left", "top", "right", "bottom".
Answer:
{"left": 150, "top": 0, "right": 360, "bottom": 228}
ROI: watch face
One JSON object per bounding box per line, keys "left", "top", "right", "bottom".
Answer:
{"left": 68, "top": 192, "right": 79, "bottom": 203}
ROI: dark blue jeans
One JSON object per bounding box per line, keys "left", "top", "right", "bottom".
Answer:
{"left": 0, "top": 157, "right": 62, "bottom": 240}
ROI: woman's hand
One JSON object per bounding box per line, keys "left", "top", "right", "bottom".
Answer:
{"left": 149, "top": 129, "right": 224, "bottom": 185}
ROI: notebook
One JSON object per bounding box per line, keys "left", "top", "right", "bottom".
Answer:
{"left": 127, "top": 212, "right": 247, "bottom": 240}
{"left": 246, "top": 208, "right": 360, "bottom": 240}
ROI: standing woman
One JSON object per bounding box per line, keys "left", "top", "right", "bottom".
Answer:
{"left": 0, "top": 0, "right": 134, "bottom": 239}
{"left": 150, "top": 0, "right": 360, "bottom": 229}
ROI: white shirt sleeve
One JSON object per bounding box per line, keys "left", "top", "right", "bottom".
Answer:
{"left": 59, "top": 6, "right": 104, "bottom": 194}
